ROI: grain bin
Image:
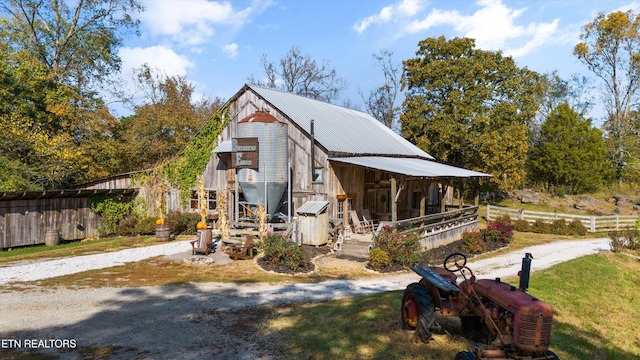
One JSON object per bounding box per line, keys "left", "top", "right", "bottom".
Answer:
{"left": 237, "top": 110, "right": 288, "bottom": 217}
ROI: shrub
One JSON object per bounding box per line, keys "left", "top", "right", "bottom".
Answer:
{"left": 90, "top": 194, "right": 133, "bottom": 235}
{"left": 165, "top": 211, "right": 200, "bottom": 235}
{"left": 568, "top": 219, "right": 587, "bottom": 236}
{"left": 262, "top": 233, "right": 306, "bottom": 270}
{"left": 486, "top": 219, "right": 514, "bottom": 243}
{"left": 460, "top": 230, "right": 487, "bottom": 254}
{"left": 134, "top": 216, "right": 157, "bottom": 235}
{"left": 550, "top": 219, "right": 570, "bottom": 235}
{"left": 368, "top": 248, "right": 391, "bottom": 270}
{"left": 372, "top": 226, "right": 421, "bottom": 267}
{"left": 116, "top": 214, "right": 139, "bottom": 235}
{"left": 513, "top": 219, "right": 532, "bottom": 232}
{"left": 532, "top": 219, "right": 551, "bottom": 234}
{"left": 609, "top": 231, "right": 626, "bottom": 252}
{"left": 626, "top": 230, "right": 640, "bottom": 250}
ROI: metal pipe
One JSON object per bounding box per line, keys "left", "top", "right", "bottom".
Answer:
{"left": 310, "top": 119, "right": 316, "bottom": 183}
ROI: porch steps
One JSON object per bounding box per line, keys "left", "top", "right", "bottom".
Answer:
{"left": 338, "top": 238, "right": 372, "bottom": 259}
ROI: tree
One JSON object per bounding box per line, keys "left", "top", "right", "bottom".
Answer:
{"left": 250, "top": 46, "right": 347, "bottom": 103}
{"left": 574, "top": 10, "right": 640, "bottom": 185}
{"left": 360, "top": 49, "right": 401, "bottom": 130}
{"left": 401, "top": 36, "right": 542, "bottom": 190}
{"left": 0, "top": 0, "right": 143, "bottom": 92}
{"left": 528, "top": 102, "right": 612, "bottom": 194}
{"left": 119, "top": 66, "right": 224, "bottom": 171}
{"left": 0, "top": 46, "right": 85, "bottom": 189}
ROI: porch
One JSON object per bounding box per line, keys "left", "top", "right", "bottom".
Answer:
{"left": 335, "top": 206, "right": 480, "bottom": 259}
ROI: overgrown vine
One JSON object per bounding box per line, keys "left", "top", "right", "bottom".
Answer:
{"left": 131, "top": 106, "right": 230, "bottom": 215}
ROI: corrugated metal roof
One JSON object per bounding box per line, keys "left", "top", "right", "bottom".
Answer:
{"left": 329, "top": 157, "right": 491, "bottom": 178}
{"left": 296, "top": 200, "right": 330, "bottom": 215}
{"left": 212, "top": 140, "right": 232, "bottom": 153}
{"left": 249, "top": 85, "right": 434, "bottom": 159}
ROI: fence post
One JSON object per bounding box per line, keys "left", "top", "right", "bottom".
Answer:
{"left": 615, "top": 215, "right": 619, "bottom": 231}
{"left": 590, "top": 216, "right": 595, "bottom": 233}
{"left": 487, "top": 205, "right": 491, "bottom": 221}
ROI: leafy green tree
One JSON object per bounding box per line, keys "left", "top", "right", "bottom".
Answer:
{"left": 529, "top": 102, "right": 612, "bottom": 194}
{"left": 574, "top": 10, "right": 640, "bottom": 185}
{"left": 0, "top": 0, "right": 142, "bottom": 92}
{"left": 401, "top": 36, "right": 542, "bottom": 190}
{"left": 0, "top": 46, "right": 84, "bottom": 189}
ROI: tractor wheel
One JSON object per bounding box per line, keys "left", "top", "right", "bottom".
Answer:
{"left": 544, "top": 350, "right": 560, "bottom": 360}
{"left": 401, "top": 283, "right": 435, "bottom": 342}
{"left": 454, "top": 351, "right": 477, "bottom": 360}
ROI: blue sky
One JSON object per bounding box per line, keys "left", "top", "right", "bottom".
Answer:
{"left": 117, "top": 0, "right": 640, "bottom": 121}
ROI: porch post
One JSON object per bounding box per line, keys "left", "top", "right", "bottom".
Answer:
{"left": 458, "top": 181, "right": 464, "bottom": 209}
{"left": 419, "top": 179, "right": 428, "bottom": 217}
{"left": 474, "top": 178, "right": 480, "bottom": 206}
{"left": 440, "top": 180, "right": 448, "bottom": 213}
{"left": 391, "top": 177, "right": 397, "bottom": 222}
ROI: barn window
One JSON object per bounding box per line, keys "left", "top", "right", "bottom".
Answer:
{"left": 336, "top": 195, "right": 354, "bottom": 220}
{"left": 207, "top": 191, "right": 217, "bottom": 210}
{"left": 190, "top": 190, "right": 217, "bottom": 210}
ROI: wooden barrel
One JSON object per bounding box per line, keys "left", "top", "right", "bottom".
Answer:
{"left": 156, "top": 225, "right": 170, "bottom": 242}
{"left": 45, "top": 230, "right": 59, "bottom": 246}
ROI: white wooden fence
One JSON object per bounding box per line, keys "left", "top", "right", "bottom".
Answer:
{"left": 486, "top": 205, "right": 637, "bottom": 233}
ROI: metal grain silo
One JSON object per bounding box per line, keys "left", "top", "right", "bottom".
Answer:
{"left": 237, "top": 110, "right": 288, "bottom": 217}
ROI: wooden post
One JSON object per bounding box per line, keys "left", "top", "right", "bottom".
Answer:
{"left": 391, "top": 177, "right": 397, "bottom": 222}
{"left": 440, "top": 181, "right": 447, "bottom": 214}
{"left": 458, "top": 181, "right": 464, "bottom": 209}
{"left": 474, "top": 178, "right": 480, "bottom": 206}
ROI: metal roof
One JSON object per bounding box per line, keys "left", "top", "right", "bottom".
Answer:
{"left": 212, "top": 140, "right": 232, "bottom": 153}
{"left": 329, "top": 157, "right": 491, "bottom": 178}
{"left": 248, "top": 85, "right": 434, "bottom": 159}
{"left": 0, "top": 188, "right": 137, "bottom": 201}
{"left": 296, "top": 200, "right": 330, "bottom": 215}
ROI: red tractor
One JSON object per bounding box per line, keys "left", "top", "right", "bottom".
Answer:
{"left": 401, "top": 252, "right": 559, "bottom": 360}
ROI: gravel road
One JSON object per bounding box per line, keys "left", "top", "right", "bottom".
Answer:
{"left": 0, "top": 238, "right": 610, "bottom": 359}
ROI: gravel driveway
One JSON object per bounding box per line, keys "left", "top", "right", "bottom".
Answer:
{"left": 0, "top": 238, "right": 610, "bottom": 359}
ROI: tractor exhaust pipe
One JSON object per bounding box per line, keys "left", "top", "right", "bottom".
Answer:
{"left": 519, "top": 253, "right": 533, "bottom": 292}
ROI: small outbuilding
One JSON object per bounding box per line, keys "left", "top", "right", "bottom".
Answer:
{"left": 296, "top": 200, "right": 329, "bottom": 246}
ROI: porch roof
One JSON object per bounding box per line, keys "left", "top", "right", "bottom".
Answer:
{"left": 329, "top": 156, "right": 491, "bottom": 179}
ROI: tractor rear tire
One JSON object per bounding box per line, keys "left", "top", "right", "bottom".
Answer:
{"left": 401, "top": 283, "right": 435, "bottom": 342}
{"left": 454, "top": 351, "right": 477, "bottom": 360}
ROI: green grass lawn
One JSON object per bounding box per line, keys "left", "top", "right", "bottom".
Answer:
{"left": 266, "top": 253, "right": 640, "bottom": 360}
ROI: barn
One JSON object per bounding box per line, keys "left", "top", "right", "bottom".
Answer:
{"left": 201, "top": 84, "right": 490, "bottom": 246}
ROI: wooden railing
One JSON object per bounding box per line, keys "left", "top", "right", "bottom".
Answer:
{"left": 377, "top": 206, "right": 480, "bottom": 250}
{"left": 486, "top": 205, "right": 637, "bottom": 233}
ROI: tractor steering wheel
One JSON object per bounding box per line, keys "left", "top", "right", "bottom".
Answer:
{"left": 444, "top": 252, "right": 467, "bottom": 272}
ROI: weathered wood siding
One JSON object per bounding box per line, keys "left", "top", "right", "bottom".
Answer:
{"left": 202, "top": 88, "right": 331, "bottom": 220}
{"left": 0, "top": 197, "right": 102, "bottom": 249}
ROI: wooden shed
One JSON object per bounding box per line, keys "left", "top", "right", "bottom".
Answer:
{"left": 296, "top": 200, "right": 329, "bottom": 246}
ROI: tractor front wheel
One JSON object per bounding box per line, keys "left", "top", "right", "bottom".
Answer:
{"left": 544, "top": 350, "right": 560, "bottom": 360}
{"left": 401, "top": 283, "right": 435, "bottom": 342}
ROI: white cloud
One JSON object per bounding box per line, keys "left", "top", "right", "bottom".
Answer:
{"left": 120, "top": 46, "right": 195, "bottom": 76}
{"left": 353, "top": 0, "right": 426, "bottom": 33}
{"left": 223, "top": 43, "right": 239, "bottom": 59}
{"left": 140, "top": 0, "right": 253, "bottom": 45}
{"left": 404, "top": 0, "right": 559, "bottom": 57}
